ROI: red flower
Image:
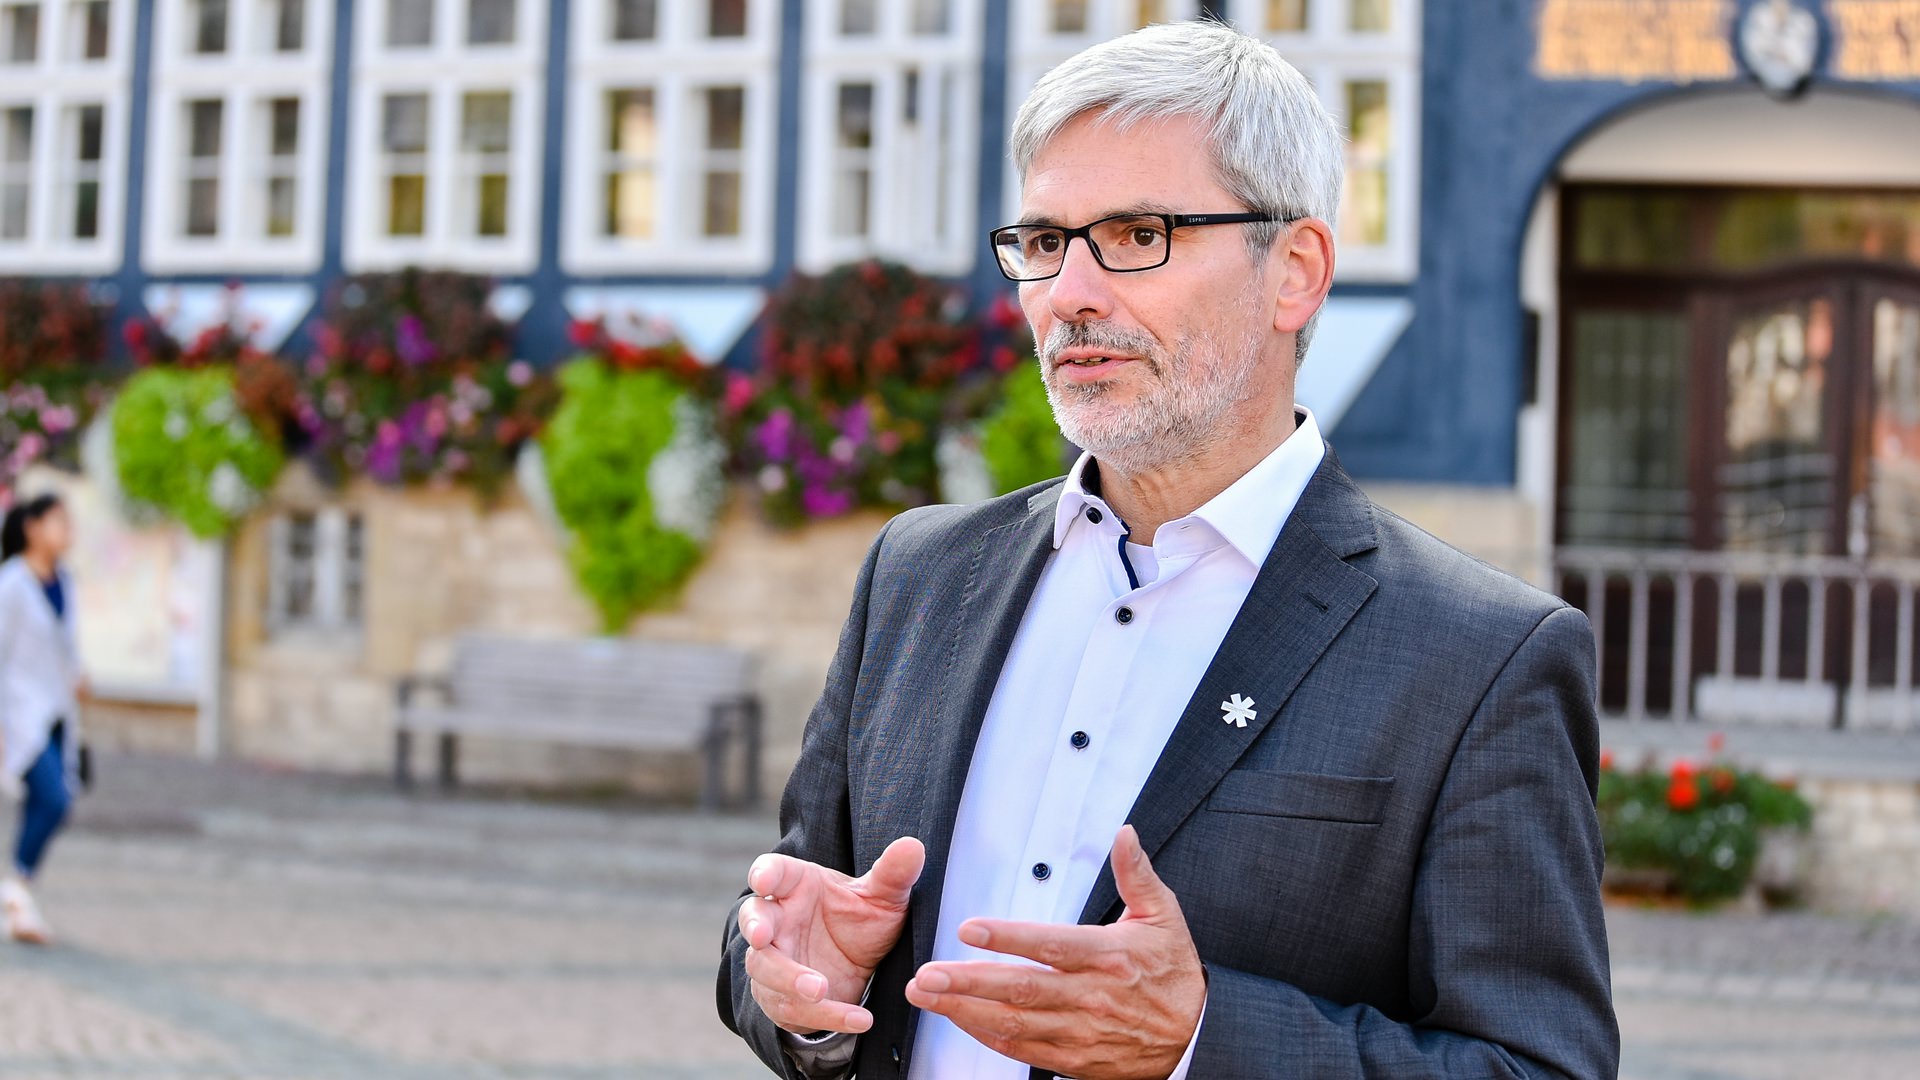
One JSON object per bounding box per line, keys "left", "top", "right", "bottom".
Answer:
{"left": 1667, "top": 775, "right": 1700, "bottom": 812}
{"left": 1599, "top": 749, "right": 1614, "bottom": 771}
{"left": 1710, "top": 768, "right": 1736, "bottom": 795}
{"left": 1669, "top": 757, "right": 1696, "bottom": 781}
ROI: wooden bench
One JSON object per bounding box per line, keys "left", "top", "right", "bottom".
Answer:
{"left": 394, "top": 634, "right": 762, "bottom": 809}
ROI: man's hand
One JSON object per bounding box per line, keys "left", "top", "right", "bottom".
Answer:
{"left": 904, "top": 826, "right": 1206, "bottom": 1080}
{"left": 739, "top": 835, "right": 925, "bottom": 1036}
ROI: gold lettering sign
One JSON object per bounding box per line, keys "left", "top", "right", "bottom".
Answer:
{"left": 1536, "top": 0, "right": 1737, "bottom": 84}
{"left": 1832, "top": 0, "right": 1920, "bottom": 80}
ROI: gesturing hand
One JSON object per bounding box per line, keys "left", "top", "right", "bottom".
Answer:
{"left": 904, "top": 825, "right": 1206, "bottom": 1080}
{"left": 739, "top": 836, "right": 926, "bottom": 1036}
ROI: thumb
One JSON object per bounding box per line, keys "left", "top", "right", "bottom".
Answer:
{"left": 857, "top": 836, "right": 926, "bottom": 906}
{"left": 1112, "top": 825, "right": 1179, "bottom": 923}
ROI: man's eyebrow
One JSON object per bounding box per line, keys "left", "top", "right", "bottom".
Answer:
{"left": 1010, "top": 202, "right": 1181, "bottom": 228}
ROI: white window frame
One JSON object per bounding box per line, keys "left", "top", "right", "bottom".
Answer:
{"left": 563, "top": 0, "right": 776, "bottom": 275}
{"left": 265, "top": 507, "right": 365, "bottom": 639}
{"left": 0, "top": 0, "right": 130, "bottom": 272}
{"left": 1224, "top": 0, "right": 1421, "bottom": 281}
{"left": 346, "top": 0, "right": 545, "bottom": 273}
{"left": 144, "top": 0, "right": 330, "bottom": 272}
{"left": 799, "top": 0, "right": 983, "bottom": 275}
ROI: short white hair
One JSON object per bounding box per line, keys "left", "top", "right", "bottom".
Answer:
{"left": 1010, "top": 20, "right": 1344, "bottom": 362}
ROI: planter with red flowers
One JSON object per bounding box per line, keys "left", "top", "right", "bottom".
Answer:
{"left": 0, "top": 280, "right": 114, "bottom": 508}
{"left": 1598, "top": 735, "right": 1814, "bottom": 906}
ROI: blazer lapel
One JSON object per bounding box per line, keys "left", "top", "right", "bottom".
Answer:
{"left": 1076, "top": 451, "right": 1381, "bottom": 925}
{"left": 910, "top": 485, "right": 1062, "bottom": 971}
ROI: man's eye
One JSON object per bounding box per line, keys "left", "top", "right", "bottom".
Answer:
{"left": 1129, "top": 227, "right": 1163, "bottom": 247}
{"left": 1029, "top": 233, "right": 1062, "bottom": 255}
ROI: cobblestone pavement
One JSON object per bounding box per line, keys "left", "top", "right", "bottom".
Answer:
{"left": 0, "top": 752, "right": 1913, "bottom": 1079}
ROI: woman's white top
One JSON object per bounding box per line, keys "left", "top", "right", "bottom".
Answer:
{"left": 0, "top": 556, "right": 81, "bottom": 780}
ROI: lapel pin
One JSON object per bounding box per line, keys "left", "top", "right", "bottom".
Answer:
{"left": 1221, "top": 693, "right": 1257, "bottom": 728}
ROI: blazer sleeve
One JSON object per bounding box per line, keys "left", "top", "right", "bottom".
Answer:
{"left": 716, "top": 519, "right": 893, "bottom": 1080}
{"left": 1187, "top": 605, "right": 1620, "bottom": 1079}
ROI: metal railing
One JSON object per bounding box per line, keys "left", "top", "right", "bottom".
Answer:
{"left": 1555, "top": 547, "right": 1920, "bottom": 730}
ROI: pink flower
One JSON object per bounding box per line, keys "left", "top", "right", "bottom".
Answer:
{"left": 724, "top": 373, "right": 755, "bottom": 415}
{"left": 507, "top": 361, "right": 534, "bottom": 387}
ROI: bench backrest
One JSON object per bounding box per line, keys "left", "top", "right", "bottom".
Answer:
{"left": 446, "top": 634, "right": 755, "bottom": 723}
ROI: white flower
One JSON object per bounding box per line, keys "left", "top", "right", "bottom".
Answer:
{"left": 758, "top": 464, "right": 787, "bottom": 494}
{"left": 207, "top": 462, "right": 257, "bottom": 516}
{"left": 163, "top": 411, "right": 190, "bottom": 441}
{"left": 647, "top": 393, "right": 727, "bottom": 542}
{"left": 516, "top": 441, "right": 567, "bottom": 539}
{"left": 201, "top": 397, "right": 235, "bottom": 425}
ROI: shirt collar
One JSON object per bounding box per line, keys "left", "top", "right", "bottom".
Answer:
{"left": 1051, "top": 407, "right": 1327, "bottom": 566}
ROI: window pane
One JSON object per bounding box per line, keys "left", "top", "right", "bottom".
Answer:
{"left": 81, "top": 0, "right": 108, "bottom": 57}
{"left": 269, "top": 96, "right": 298, "bottom": 155}
{"left": 604, "top": 88, "right": 653, "bottom": 239}
{"left": 911, "top": 0, "right": 947, "bottom": 34}
{"left": 1340, "top": 79, "right": 1389, "bottom": 248}
{"left": 193, "top": 0, "right": 226, "bottom": 52}
{"left": 611, "top": 0, "right": 655, "bottom": 39}
{"left": 833, "top": 168, "right": 868, "bottom": 238}
{"left": 1350, "top": 0, "right": 1389, "bottom": 32}
{"left": 188, "top": 98, "right": 222, "bottom": 157}
{"left": 1265, "top": 0, "right": 1306, "bottom": 32}
{"left": 3, "top": 105, "right": 30, "bottom": 162}
{"left": 275, "top": 0, "right": 304, "bottom": 51}
{"left": 476, "top": 172, "right": 507, "bottom": 235}
{"left": 703, "top": 170, "right": 740, "bottom": 237}
{"left": 387, "top": 0, "right": 431, "bottom": 46}
{"left": 461, "top": 90, "right": 511, "bottom": 153}
{"left": 705, "top": 86, "right": 743, "bottom": 151}
{"left": 606, "top": 88, "right": 653, "bottom": 153}
{"left": 1050, "top": 0, "right": 1085, "bottom": 33}
{"left": 1559, "top": 310, "right": 1693, "bottom": 547}
{"left": 839, "top": 0, "right": 875, "bottom": 35}
{"left": 707, "top": 0, "right": 745, "bottom": 37}
{"left": 5, "top": 4, "right": 40, "bottom": 63}
{"left": 266, "top": 175, "right": 294, "bottom": 236}
{"left": 388, "top": 175, "right": 423, "bottom": 234}
{"left": 467, "top": 0, "right": 513, "bottom": 44}
{"left": 835, "top": 82, "right": 872, "bottom": 149}
{"left": 382, "top": 92, "right": 428, "bottom": 152}
{"left": 604, "top": 170, "right": 653, "bottom": 237}
{"left": 1, "top": 182, "right": 25, "bottom": 239}
{"left": 1721, "top": 299, "right": 1834, "bottom": 554}
{"left": 73, "top": 179, "right": 96, "bottom": 237}
{"left": 186, "top": 177, "right": 218, "bottom": 234}
{"left": 76, "top": 102, "right": 101, "bottom": 161}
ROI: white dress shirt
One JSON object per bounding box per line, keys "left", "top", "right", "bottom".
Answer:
{"left": 907, "top": 408, "right": 1326, "bottom": 1080}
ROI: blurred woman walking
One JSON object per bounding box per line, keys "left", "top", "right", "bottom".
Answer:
{"left": 0, "top": 494, "right": 86, "bottom": 944}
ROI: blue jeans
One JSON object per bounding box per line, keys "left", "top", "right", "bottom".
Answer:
{"left": 14, "top": 721, "right": 70, "bottom": 879}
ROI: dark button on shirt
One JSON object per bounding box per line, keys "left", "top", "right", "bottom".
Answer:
{"left": 1115, "top": 606, "right": 1134, "bottom": 625}
{"left": 1070, "top": 730, "right": 1090, "bottom": 750}
{"left": 1031, "top": 862, "right": 1051, "bottom": 881}
{"left": 1086, "top": 506, "right": 1103, "bottom": 524}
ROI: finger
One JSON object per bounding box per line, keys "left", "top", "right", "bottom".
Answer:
{"left": 908, "top": 960, "right": 1071, "bottom": 1010}
{"left": 956, "top": 918, "right": 1111, "bottom": 972}
{"left": 752, "top": 982, "right": 877, "bottom": 1036}
{"left": 737, "top": 895, "right": 780, "bottom": 950}
{"left": 855, "top": 836, "right": 926, "bottom": 907}
{"left": 743, "top": 941, "right": 831, "bottom": 1003}
{"left": 747, "top": 853, "right": 813, "bottom": 899}
{"left": 1111, "top": 824, "right": 1180, "bottom": 923}
{"left": 904, "top": 983, "right": 1078, "bottom": 1059}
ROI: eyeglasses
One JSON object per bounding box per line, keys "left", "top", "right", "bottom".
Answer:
{"left": 988, "top": 211, "right": 1295, "bottom": 282}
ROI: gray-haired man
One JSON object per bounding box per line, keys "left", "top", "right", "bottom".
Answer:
{"left": 719, "top": 20, "right": 1618, "bottom": 1080}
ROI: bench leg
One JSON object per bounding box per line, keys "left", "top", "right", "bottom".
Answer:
{"left": 701, "top": 709, "right": 724, "bottom": 812}
{"left": 395, "top": 730, "right": 413, "bottom": 789}
{"left": 437, "top": 733, "right": 459, "bottom": 790}
{"left": 741, "top": 698, "right": 763, "bottom": 809}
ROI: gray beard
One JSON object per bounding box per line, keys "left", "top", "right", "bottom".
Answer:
{"left": 1039, "top": 318, "right": 1263, "bottom": 478}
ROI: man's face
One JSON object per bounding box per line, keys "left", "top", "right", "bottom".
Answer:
{"left": 1017, "top": 111, "right": 1285, "bottom": 473}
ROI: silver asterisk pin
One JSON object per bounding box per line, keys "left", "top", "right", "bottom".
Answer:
{"left": 1221, "top": 693, "right": 1257, "bottom": 728}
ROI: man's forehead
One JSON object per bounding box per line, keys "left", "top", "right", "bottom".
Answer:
{"left": 1016, "top": 111, "right": 1221, "bottom": 222}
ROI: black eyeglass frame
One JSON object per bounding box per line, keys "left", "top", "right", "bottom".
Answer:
{"left": 988, "top": 211, "right": 1298, "bottom": 282}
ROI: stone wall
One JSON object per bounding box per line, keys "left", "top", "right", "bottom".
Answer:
{"left": 1800, "top": 777, "right": 1920, "bottom": 916}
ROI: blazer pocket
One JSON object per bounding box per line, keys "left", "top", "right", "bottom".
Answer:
{"left": 1205, "top": 770, "right": 1394, "bottom": 825}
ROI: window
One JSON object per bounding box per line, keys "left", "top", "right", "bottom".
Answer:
{"left": 467, "top": 0, "right": 513, "bottom": 44}
{"left": 260, "top": 96, "right": 297, "bottom": 236}
{"left": 459, "top": 90, "right": 511, "bottom": 237}
{"left": 386, "top": 0, "right": 430, "bottom": 46}
{"left": 191, "top": 0, "right": 226, "bottom": 53}
{"left": 267, "top": 0, "right": 302, "bottom": 51}
{"left": 3, "top": 3, "right": 39, "bottom": 63}
{"left": 565, "top": 1, "right": 775, "bottom": 273}
{"left": 1223, "top": 0, "right": 1420, "bottom": 280}
{"left": 803, "top": 0, "right": 982, "bottom": 273}
{"left": 70, "top": 0, "right": 108, "bottom": 58}
{"left": 1, "top": 106, "right": 30, "bottom": 240}
{"left": 62, "top": 102, "right": 100, "bottom": 239}
{"left": 267, "top": 509, "right": 365, "bottom": 635}
{"left": 182, "top": 98, "right": 221, "bottom": 236}
{"left": 381, "top": 92, "right": 427, "bottom": 236}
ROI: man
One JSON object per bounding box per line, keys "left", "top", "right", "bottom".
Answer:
{"left": 719, "top": 20, "right": 1617, "bottom": 1080}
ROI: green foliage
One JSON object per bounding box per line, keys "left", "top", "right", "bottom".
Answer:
{"left": 1598, "top": 755, "right": 1813, "bottom": 903}
{"left": 112, "top": 366, "right": 284, "bottom": 538}
{"left": 541, "top": 359, "right": 709, "bottom": 631}
{"left": 979, "top": 359, "right": 1067, "bottom": 495}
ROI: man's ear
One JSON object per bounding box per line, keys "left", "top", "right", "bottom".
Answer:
{"left": 1270, "top": 218, "right": 1336, "bottom": 335}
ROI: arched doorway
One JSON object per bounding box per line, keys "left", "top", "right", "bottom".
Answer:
{"left": 1525, "top": 88, "right": 1920, "bottom": 728}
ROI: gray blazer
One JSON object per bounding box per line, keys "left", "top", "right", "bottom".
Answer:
{"left": 719, "top": 449, "right": 1619, "bottom": 1079}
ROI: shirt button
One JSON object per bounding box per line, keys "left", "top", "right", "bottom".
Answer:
{"left": 1070, "top": 730, "right": 1090, "bottom": 749}
{"left": 1086, "top": 506, "right": 1103, "bottom": 524}
{"left": 1031, "top": 862, "right": 1051, "bottom": 881}
{"left": 1115, "top": 606, "right": 1134, "bottom": 625}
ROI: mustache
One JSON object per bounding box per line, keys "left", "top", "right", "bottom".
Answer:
{"left": 1040, "top": 321, "right": 1164, "bottom": 371}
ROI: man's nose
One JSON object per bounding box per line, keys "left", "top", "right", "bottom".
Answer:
{"left": 1045, "top": 236, "right": 1116, "bottom": 322}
